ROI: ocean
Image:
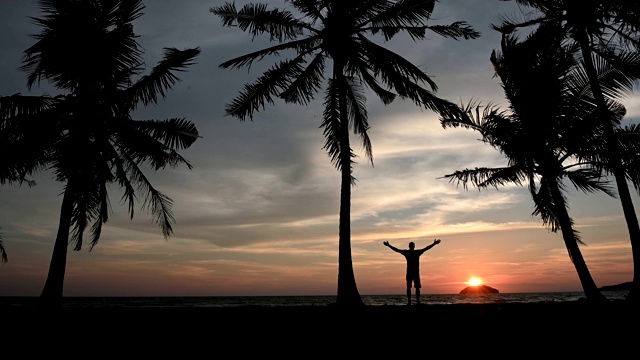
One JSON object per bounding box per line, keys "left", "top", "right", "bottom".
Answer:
{"left": 0, "top": 290, "right": 629, "bottom": 308}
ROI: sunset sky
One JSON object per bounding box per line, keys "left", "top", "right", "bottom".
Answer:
{"left": 1, "top": 0, "right": 638, "bottom": 297}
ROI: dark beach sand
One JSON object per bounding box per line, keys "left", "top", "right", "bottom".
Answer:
{"left": 4, "top": 301, "right": 637, "bottom": 355}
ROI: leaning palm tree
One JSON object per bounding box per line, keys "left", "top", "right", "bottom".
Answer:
{"left": 441, "top": 24, "right": 628, "bottom": 302}
{"left": 1, "top": 0, "right": 201, "bottom": 308}
{"left": 211, "top": 0, "right": 480, "bottom": 306}
{"left": 493, "top": 0, "right": 640, "bottom": 303}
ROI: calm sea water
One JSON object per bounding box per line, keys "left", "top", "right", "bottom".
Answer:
{"left": 0, "top": 291, "right": 629, "bottom": 308}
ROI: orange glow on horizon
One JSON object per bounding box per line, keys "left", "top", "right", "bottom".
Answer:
{"left": 467, "top": 277, "right": 483, "bottom": 287}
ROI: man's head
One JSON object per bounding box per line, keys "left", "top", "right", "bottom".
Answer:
{"left": 409, "top": 242, "right": 415, "bottom": 250}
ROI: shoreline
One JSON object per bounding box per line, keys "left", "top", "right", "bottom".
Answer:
{"left": 5, "top": 298, "right": 634, "bottom": 323}
{"left": 3, "top": 297, "right": 632, "bottom": 311}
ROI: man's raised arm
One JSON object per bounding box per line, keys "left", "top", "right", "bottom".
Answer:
{"left": 420, "top": 239, "right": 441, "bottom": 251}
{"left": 383, "top": 241, "right": 401, "bottom": 253}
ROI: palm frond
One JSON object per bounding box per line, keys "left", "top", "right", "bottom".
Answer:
{"left": 358, "top": 36, "right": 436, "bottom": 89}
{"left": 86, "top": 179, "right": 110, "bottom": 250}
{"left": 119, "top": 154, "right": 175, "bottom": 239}
{"left": 530, "top": 180, "right": 560, "bottom": 232}
{"left": 588, "top": 52, "right": 636, "bottom": 101}
{"left": 143, "top": 182, "right": 175, "bottom": 239}
{"left": 490, "top": 11, "right": 549, "bottom": 35}
{"left": 616, "top": 123, "right": 640, "bottom": 193}
{"left": 110, "top": 148, "right": 138, "bottom": 219}
{"left": 321, "top": 78, "right": 342, "bottom": 171}
{"left": 219, "top": 37, "right": 320, "bottom": 70}
{"left": 131, "top": 47, "right": 201, "bottom": 107}
{"left": 0, "top": 93, "right": 56, "bottom": 119}
{"left": 357, "top": 38, "right": 468, "bottom": 118}
{"left": 226, "top": 57, "right": 310, "bottom": 120}
{"left": 565, "top": 167, "right": 616, "bottom": 197}
{"left": 344, "top": 77, "right": 372, "bottom": 165}
{"left": 420, "top": 22, "right": 481, "bottom": 40}
{"left": 532, "top": 181, "right": 578, "bottom": 241}
{"left": 442, "top": 166, "right": 525, "bottom": 191}
{"left": 349, "top": 0, "right": 391, "bottom": 27}
{"left": 279, "top": 52, "right": 326, "bottom": 104}
{"left": 69, "top": 186, "right": 90, "bottom": 251}
{"left": 617, "top": 122, "right": 640, "bottom": 153}
{"left": 286, "top": 0, "right": 325, "bottom": 21}
{"left": 114, "top": 118, "right": 197, "bottom": 171}
{"left": 440, "top": 101, "right": 502, "bottom": 133}
{"left": 114, "top": 0, "right": 145, "bottom": 24}
{"left": 0, "top": 94, "right": 60, "bottom": 186}
{"left": 133, "top": 118, "right": 200, "bottom": 152}
{"left": 347, "top": 47, "right": 396, "bottom": 104}
{"left": 366, "top": 0, "right": 435, "bottom": 36}
{"left": 211, "top": 2, "right": 309, "bottom": 41}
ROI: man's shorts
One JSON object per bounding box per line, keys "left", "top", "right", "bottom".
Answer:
{"left": 406, "top": 275, "right": 421, "bottom": 289}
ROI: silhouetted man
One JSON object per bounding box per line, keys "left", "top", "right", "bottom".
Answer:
{"left": 383, "top": 239, "right": 441, "bottom": 306}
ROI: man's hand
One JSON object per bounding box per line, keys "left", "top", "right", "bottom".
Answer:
{"left": 383, "top": 241, "right": 390, "bottom": 247}
{"left": 434, "top": 239, "right": 441, "bottom": 245}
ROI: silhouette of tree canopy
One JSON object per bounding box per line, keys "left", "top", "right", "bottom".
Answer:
{"left": 493, "top": 0, "right": 640, "bottom": 304}
{"left": 211, "top": 0, "right": 480, "bottom": 306}
{"left": 0, "top": 0, "right": 201, "bottom": 307}
{"left": 0, "top": 94, "right": 57, "bottom": 187}
{"left": 440, "top": 22, "right": 636, "bottom": 302}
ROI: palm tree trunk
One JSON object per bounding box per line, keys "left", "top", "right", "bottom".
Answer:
{"left": 576, "top": 32, "right": 640, "bottom": 303}
{"left": 334, "top": 70, "right": 363, "bottom": 307}
{"left": 39, "top": 185, "right": 73, "bottom": 308}
{"left": 550, "top": 181, "right": 608, "bottom": 302}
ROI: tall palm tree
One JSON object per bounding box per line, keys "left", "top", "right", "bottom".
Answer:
{"left": 1, "top": 0, "right": 201, "bottom": 308}
{"left": 441, "top": 23, "right": 629, "bottom": 302}
{"left": 493, "top": 0, "right": 640, "bottom": 303}
{"left": 211, "top": 0, "right": 480, "bottom": 306}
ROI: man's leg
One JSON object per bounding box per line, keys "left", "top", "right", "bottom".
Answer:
{"left": 416, "top": 288, "right": 420, "bottom": 305}
{"left": 406, "top": 287, "right": 411, "bottom": 306}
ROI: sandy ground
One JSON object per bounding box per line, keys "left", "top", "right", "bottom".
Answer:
{"left": 3, "top": 301, "right": 636, "bottom": 356}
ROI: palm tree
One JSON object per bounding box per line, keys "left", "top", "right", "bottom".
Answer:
{"left": 492, "top": 0, "right": 640, "bottom": 303}
{"left": 440, "top": 23, "right": 629, "bottom": 302}
{"left": 211, "top": 0, "right": 480, "bottom": 306}
{"left": 1, "top": 0, "right": 201, "bottom": 308}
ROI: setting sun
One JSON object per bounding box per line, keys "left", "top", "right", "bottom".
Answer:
{"left": 467, "top": 277, "right": 483, "bottom": 286}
